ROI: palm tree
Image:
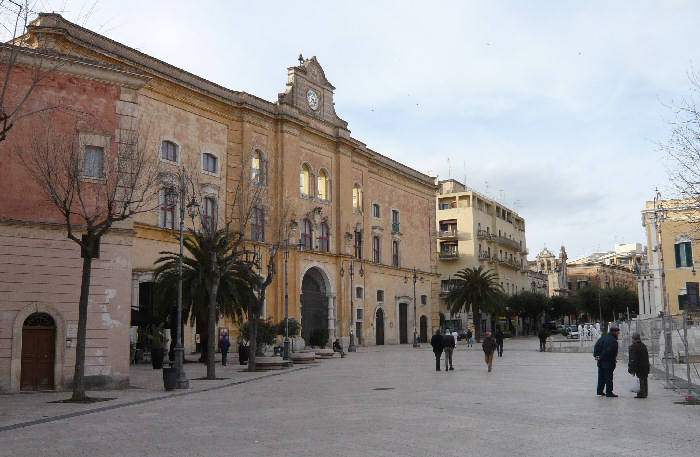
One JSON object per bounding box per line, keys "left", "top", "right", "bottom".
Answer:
{"left": 447, "top": 266, "right": 504, "bottom": 342}
{"left": 153, "top": 229, "right": 260, "bottom": 368}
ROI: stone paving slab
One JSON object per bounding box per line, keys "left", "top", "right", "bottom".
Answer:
{"left": 1, "top": 338, "right": 699, "bottom": 457}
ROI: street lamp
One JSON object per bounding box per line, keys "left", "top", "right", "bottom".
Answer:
{"left": 166, "top": 173, "right": 199, "bottom": 390}
{"left": 404, "top": 267, "right": 424, "bottom": 348}
{"left": 653, "top": 188, "right": 673, "bottom": 386}
{"left": 282, "top": 220, "right": 299, "bottom": 361}
{"left": 340, "top": 260, "right": 363, "bottom": 352}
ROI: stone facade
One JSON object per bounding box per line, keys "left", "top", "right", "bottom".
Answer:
{"left": 19, "top": 14, "right": 439, "bottom": 354}
{"left": 0, "top": 48, "right": 148, "bottom": 392}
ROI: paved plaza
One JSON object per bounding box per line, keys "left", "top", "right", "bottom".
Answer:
{"left": 1, "top": 337, "right": 699, "bottom": 457}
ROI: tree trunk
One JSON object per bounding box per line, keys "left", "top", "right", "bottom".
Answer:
{"left": 206, "top": 276, "right": 220, "bottom": 380}
{"left": 196, "top": 315, "right": 208, "bottom": 362}
{"left": 474, "top": 307, "right": 482, "bottom": 343}
{"left": 72, "top": 251, "right": 93, "bottom": 401}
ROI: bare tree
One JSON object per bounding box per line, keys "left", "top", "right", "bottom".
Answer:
{"left": 247, "top": 201, "right": 294, "bottom": 372}
{"left": 0, "top": 1, "right": 68, "bottom": 142}
{"left": 15, "top": 110, "right": 160, "bottom": 400}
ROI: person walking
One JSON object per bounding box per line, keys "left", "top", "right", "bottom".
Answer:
{"left": 466, "top": 328, "right": 473, "bottom": 348}
{"left": 443, "top": 328, "right": 456, "bottom": 371}
{"left": 495, "top": 328, "right": 504, "bottom": 357}
{"left": 218, "top": 332, "right": 231, "bottom": 366}
{"left": 594, "top": 325, "right": 620, "bottom": 397}
{"left": 628, "top": 332, "right": 649, "bottom": 399}
{"left": 482, "top": 331, "right": 496, "bottom": 372}
{"left": 538, "top": 327, "right": 548, "bottom": 352}
{"left": 430, "top": 328, "right": 444, "bottom": 371}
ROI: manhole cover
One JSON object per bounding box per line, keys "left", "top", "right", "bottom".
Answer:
{"left": 373, "top": 387, "right": 395, "bottom": 391}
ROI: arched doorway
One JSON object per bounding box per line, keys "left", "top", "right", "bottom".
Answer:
{"left": 399, "top": 303, "right": 408, "bottom": 344}
{"left": 420, "top": 315, "right": 428, "bottom": 343}
{"left": 375, "top": 308, "right": 384, "bottom": 345}
{"left": 21, "top": 313, "right": 56, "bottom": 391}
{"left": 301, "top": 267, "right": 329, "bottom": 344}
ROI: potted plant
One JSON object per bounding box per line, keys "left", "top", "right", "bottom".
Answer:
{"left": 145, "top": 323, "right": 166, "bottom": 369}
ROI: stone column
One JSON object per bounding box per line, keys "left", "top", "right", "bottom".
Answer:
{"left": 328, "top": 294, "right": 336, "bottom": 341}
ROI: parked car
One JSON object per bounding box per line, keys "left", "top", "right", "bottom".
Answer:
{"left": 566, "top": 326, "right": 579, "bottom": 339}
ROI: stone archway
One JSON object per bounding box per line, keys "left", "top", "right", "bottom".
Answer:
{"left": 21, "top": 313, "right": 56, "bottom": 390}
{"left": 11, "top": 303, "right": 65, "bottom": 392}
{"left": 300, "top": 266, "right": 333, "bottom": 345}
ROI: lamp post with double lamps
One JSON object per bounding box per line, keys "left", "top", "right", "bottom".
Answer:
{"left": 653, "top": 189, "right": 672, "bottom": 386}
{"left": 282, "top": 220, "right": 299, "bottom": 361}
{"left": 340, "top": 260, "right": 363, "bottom": 352}
{"left": 166, "top": 172, "right": 199, "bottom": 390}
{"left": 405, "top": 267, "right": 424, "bottom": 348}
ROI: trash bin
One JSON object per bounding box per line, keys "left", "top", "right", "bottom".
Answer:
{"left": 163, "top": 367, "right": 177, "bottom": 391}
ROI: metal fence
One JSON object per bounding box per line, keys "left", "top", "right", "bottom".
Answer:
{"left": 613, "top": 312, "right": 700, "bottom": 396}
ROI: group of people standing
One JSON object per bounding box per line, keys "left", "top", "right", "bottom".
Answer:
{"left": 594, "top": 325, "right": 649, "bottom": 398}
{"left": 430, "top": 327, "right": 505, "bottom": 373}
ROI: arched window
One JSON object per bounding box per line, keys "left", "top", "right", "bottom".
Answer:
{"left": 301, "top": 218, "right": 313, "bottom": 249}
{"left": 251, "top": 206, "right": 265, "bottom": 242}
{"left": 202, "top": 196, "right": 217, "bottom": 230}
{"left": 161, "top": 140, "right": 178, "bottom": 163}
{"left": 317, "top": 169, "right": 329, "bottom": 200}
{"left": 252, "top": 150, "right": 265, "bottom": 184}
{"left": 319, "top": 222, "right": 330, "bottom": 252}
{"left": 392, "top": 240, "right": 399, "bottom": 267}
{"left": 352, "top": 183, "right": 362, "bottom": 210}
{"left": 300, "top": 163, "right": 312, "bottom": 196}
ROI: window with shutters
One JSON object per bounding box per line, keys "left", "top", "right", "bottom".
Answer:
{"left": 675, "top": 241, "right": 693, "bottom": 268}
{"left": 202, "top": 196, "right": 217, "bottom": 230}
{"left": 83, "top": 145, "right": 104, "bottom": 178}
{"left": 301, "top": 218, "right": 313, "bottom": 249}
{"left": 202, "top": 153, "right": 217, "bottom": 174}
{"left": 251, "top": 206, "right": 265, "bottom": 242}
{"left": 373, "top": 236, "right": 381, "bottom": 264}
{"left": 319, "top": 222, "right": 330, "bottom": 252}
{"left": 161, "top": 140, "right": 178, "bottom": 163}
{"left": 354, "top": 230, "right": 362, "bottom": 259}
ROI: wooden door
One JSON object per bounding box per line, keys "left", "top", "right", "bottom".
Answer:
{"left": 375, "top": 309, "right": 384, "bottom": 345}
{"left": 420, "top": 316, "right": 428, "bottom": 343}
{"left": 399, "top": 303, "right": 408, "bottom": 344}
{"left": 21, "top": 327, "right": 55, "bottom": 390}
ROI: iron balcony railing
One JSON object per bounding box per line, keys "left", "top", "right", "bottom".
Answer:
{"left": 438, "top": 229, "right": 458, "bottom": 239}
{"left": 439, "top": 248, "right": 459, "bottom": 260}
{"left": 392, "top": 222, "right": 400, "bottom": 233}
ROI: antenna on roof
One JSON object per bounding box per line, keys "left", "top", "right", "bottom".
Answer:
{"left": 447, "top": 157, "right": 452, "bottom": 179}
{"left": 298, "top": 54, "right": 304, "bottom": 65}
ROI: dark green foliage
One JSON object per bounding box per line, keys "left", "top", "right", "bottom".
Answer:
{"left": 309, "top": 327, "right": 329, "bottom": 347}
{"left": 549, "top": 295, "right": 579, "bottom": 320}
{"left": 506, "top": 292, "right": 549, "bottom": 322}
{"left": 240, "top": 318, "right": 276, "bottom": 347}
{"left": 574, "top": 286, "right": 638, "bottom": 322}
{"left": 447, "top": 266, "right": 504, "bottom": 342}
{"left": 275, "top": 318, "right": 300, "bottom": 337}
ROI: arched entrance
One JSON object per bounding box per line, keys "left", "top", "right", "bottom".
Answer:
{"left": 399, "top": 303, "right": 408, "bottom": 344}
{"left": 375, "top": 308, "right": 385, "bottom": 345}
{"left": 21, "top": 313, "right": 56, "bottom": 391}
{"left": 420, "top": 315, "right": 428, "bottom": 343}
{"left": 301, "top": 267, "right": 329, "bottom": 344}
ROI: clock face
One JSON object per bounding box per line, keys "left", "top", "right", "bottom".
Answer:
{"left": 306, "top": 89, "right": 319, "bottom": 111}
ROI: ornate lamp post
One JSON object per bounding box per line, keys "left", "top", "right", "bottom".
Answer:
{"left": 340, "top": 260, "right": 363, "bottom": 352}
{"left": 405, "top": 267, "right": 424, "bottom": 348}
{"left": 282, "top": 220, "right": 299, "bottom": 361}
{"left": 166, "top": 173, "right": 199, "bottom": 390}
{"left": 653, "top": 188, "right": 672, "bottom": 386}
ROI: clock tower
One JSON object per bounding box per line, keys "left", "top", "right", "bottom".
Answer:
{"left": 278, "top": 56, "right": 348, "bottom": 130}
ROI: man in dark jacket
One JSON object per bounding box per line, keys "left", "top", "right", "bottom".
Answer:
{"left": 495, "top": 328, "right": 504, "bottom": 357}
{"left": 628, "top": 332, "right": 650, "bottom": 398}
{"left": 443, "top": 328, "right": 456, "bottom": 371}
{"left": 482, "top": 331, "right": 496, "bottom": 372}
{"left": 594, "top": 326, "right": 619, "bottom": 397}
{"left": 430, "top": 328, "right": 444, "bottom": 371}
{"left": 218, "top": 333, "right": 231, "bottom": 366}
{"left": 538, "top": 328, "right": 548, "bottom": 352}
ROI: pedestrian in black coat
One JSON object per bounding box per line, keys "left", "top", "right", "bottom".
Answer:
{"left": 218, "top": 334, "right": 231, "bottom": 366}
{"left": 628, "top": 333, "right": 650, "bottom": 398}
{"left": 594, "top": 326, "right": 619, "bottom": 397}
{"left": 430, "top": 329, "right": 444, "bottom": 371}
{"left": 495, "top": 328, "right": 504, "bottom": 357}
{"left": 442, "top": 328, "right": 456, "bottom": 371}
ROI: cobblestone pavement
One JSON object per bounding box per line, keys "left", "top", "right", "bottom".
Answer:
{"left": 2, "top": 337, "right": 699, "bottom": 457}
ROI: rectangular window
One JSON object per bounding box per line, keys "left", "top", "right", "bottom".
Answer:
{"left": 301, "top": 219, "right": 312, "bottom": 249}
{"left": 687, "top": 282, "right": 699, "bottom": 308}
{"left": 356, "top": 308, "right": 364, "bottom": 321}
{"left": 356, "top": 287, "right": 363, "bottom": 299}
{"left": 83, "top": 146, "right": 104, "bottom": 178}
{"left": 161, "top": 141, "right": 178, "bottom": 162}
{"left": 202, "top": 197, "right": 217, "bottom": 230}
{"left": 354, "top": 230, "right": 362, "bottom": 259}
{"left": 373, "top": 236, "right": 380, "bottom": 264}
{"left": 392, "top": 209, "right": 400, "bottom": 232}
{"left": 372, "top": 203, "right": 380, "bottom": 218}
{"left": 421, "top": 294, "right": 427, "bottom": 305}
{"left": 319, "top": 223, "right": 330, "bottom": 252}
{"left": 376, "top": 290, "right": 384, "bottom": 302}
{"left": 251, "top": 207, "right": 265, "bottom": 242}
{"left": 202, "top": 153, "right": 217, "bottom": 173}
{"left": 675, "top": 242, "right": 693, "bottom": 268}
{"left": 159, "top": 188, "right": 176, "bottom": 230}
{"left": 392, "top": 240, "right": 399, "bottom": 267}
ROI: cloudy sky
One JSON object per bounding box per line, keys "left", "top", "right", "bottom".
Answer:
{"left": 22, "top": 0, "right": 700, "bottom": 259}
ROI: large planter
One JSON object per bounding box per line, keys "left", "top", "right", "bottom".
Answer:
{"left": 162, "top": 367, "right": 177, "bottom": 391}
{"left": 151, "top": 347, "right": 165, "bottom": 369}
{"left": 238, "top": 345, "right": 249, "bottom": 365}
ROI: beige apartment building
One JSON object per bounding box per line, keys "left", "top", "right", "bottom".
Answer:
{"left": 641, "top": 198, "right": 700, "bottom": 317}
{"left": 15, "top": 13, "right": 440, "bottom": 378}
{"left": 436, "top": 179, "right": 528, "bottom": 332}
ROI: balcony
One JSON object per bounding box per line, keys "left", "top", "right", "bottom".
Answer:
{"left": 521, "top": 247, "right": 529, "bottom": 255}
{"left": 478, "top": 251, "right": 491, "bottom": 261}
{"left": 392, "top": 222, "right": 400, "bottom": 233}
{"left": 497, "top": 236, "right": 520, "bottom": 250}
{"left": 438, "top": 229, "right": 458, "bottom": 239}
{"left": 439, "top": 248, "right": 459, "bottom": 260}
{"left": 498, "top": 257, "right": 523, "bottom": 270}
